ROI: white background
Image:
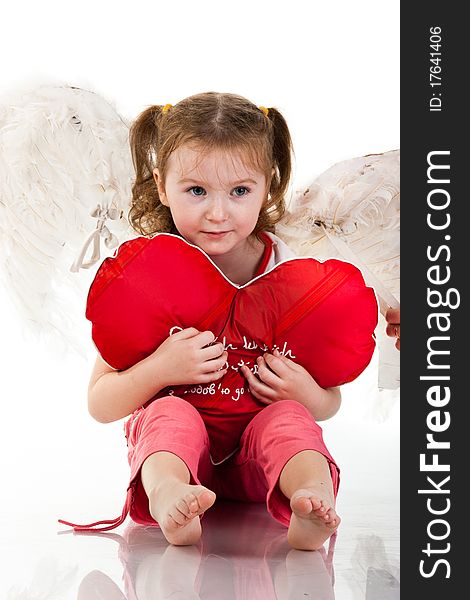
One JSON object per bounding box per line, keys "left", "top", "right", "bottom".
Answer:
{"left": 0, "top": 1, "right": 399, "bottom": 597}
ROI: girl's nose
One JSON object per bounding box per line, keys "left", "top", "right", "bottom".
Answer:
{"left": 205, "top": 197, "right": 228, "bottom": 222}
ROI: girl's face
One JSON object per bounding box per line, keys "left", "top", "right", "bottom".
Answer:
{"left": 153, "top": 144, "right": 270, "bottom": 260}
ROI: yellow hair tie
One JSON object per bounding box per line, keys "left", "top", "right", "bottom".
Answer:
{"left": 259, "top": 106, "right": 269, "bottom": 118}
{"left": 162, "top": 103, "right": 173, "bottom": 113}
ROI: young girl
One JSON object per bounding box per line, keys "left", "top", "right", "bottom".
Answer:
{"left": 81, "top": 92, "right": 342, "bottom": 551}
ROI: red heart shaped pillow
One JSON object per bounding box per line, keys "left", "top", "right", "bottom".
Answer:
{"left": 87, "top": 233, "right": 377, "bottom": 463}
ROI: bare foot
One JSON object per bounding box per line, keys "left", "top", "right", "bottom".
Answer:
{"left": 148, "top": 479, "right": 216, "bottom": 546}
{"left": 287, "top": 488, "right": 340, "bottom": 551}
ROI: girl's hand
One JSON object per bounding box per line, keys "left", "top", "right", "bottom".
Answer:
{"left": 240, "top": 349, "right": 341, "bottom": 420}
{"left": 385, "top": 307, "right": 400, "bottom": 350}
{"left": 150, "top": 327, "right": 228, "bottom": 388}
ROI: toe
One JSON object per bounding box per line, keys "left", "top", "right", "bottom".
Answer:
{"left": 291, "top": 494, "right": 313, "bottom": 516}
{"left": 178, "top": 488, "right": 215, "bottom": 517}
{"left": 310, "top": 497, "right": 323, "bottom": 511}
{"left": 184, "top": 493, "right": 200, "bottom": 514}
{"left": 176, "top": 496, "right": 194, "bottom": 518}
{"left": 291, "top": 490, "right": 325, "bottom": 515}
{"left": 324, "top": 508, "right": 340, "bottom": 529}
{"left": 198, "top": 489, "right": 216, "bottom": 511}
{"left": 312, "top": 499, "right": 334, "bottom": 519}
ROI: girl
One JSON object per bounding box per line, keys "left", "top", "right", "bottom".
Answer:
{"left": 79, "top": 92, "right": 341, "bottom": 550}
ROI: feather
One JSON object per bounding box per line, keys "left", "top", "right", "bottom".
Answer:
{"left": 277, "top": 150, "right": 400, "bottom": 307}
{"left": 0, "top": 85, "right": 136, "bottom": 359}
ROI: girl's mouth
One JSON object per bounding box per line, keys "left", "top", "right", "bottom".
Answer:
{"left": 202, "top": 231, "right": 231, "bottom": 238}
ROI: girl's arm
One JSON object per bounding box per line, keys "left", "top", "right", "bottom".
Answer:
{"left": 88, "top": 327, "right": 228, "bottom": 423}
{"left": 88, "top": 352, "right": 167, "bottom": 424}
{"left": 301, "top": 385, "right": 342, "bottom": 421}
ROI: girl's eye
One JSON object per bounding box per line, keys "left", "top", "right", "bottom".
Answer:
{"left": 187, "top": 186, "right": 250, "bottom": 197}
{"left": 233, "top": 186, "right": 250, "bottom": 197}
{"left": 188, "top": 186, "right": 206, "bottom": 197}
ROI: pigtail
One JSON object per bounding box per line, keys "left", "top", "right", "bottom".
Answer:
{"left": 128, "top": 105, "right": 173, "bottom": 235}
{"left": 268, "top": 107, "right": 293, "bottom": 201}
{"left": 255, "top": 107, "right": 294, "bottom": 234}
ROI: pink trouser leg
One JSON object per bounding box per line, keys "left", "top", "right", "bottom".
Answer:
{"left": 218, "top": 400, "right": 340, "bottom": 527}
{"left": 127, "top": 396, "right": 213, "bottom": 525}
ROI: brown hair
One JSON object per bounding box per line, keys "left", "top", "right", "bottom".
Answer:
{"left": 128, "top": 91, "right": 294, "bottom": 238}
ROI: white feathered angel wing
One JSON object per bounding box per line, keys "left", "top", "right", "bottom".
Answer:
{"left": 276, "top": 150, "right": 400, "bottom": 393}
{"left": 0, "top": 85, "right": 135, "bottom": 359}
{"left": 0, "top": 87, "right": 399, "bottom": 397}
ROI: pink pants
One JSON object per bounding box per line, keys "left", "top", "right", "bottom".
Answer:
{"left": 125, "top": 396, "right": 340, "bottom": 528}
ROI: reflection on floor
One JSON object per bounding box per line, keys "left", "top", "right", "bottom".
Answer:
{"left": 77, "top": 501, "right": 335, "bottom": 600}
{"left": 0, "top": 322, "right": 400, "bottom": 599}
{"left": 46, "top": 498, "right": 397, "bottom": 600}
{"left": 2, "top": 488, "right": 399, "bottom": 600}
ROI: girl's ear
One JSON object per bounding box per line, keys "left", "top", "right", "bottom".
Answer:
{"left": 153, "top": 168, "right": 169, "bottom": 207}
